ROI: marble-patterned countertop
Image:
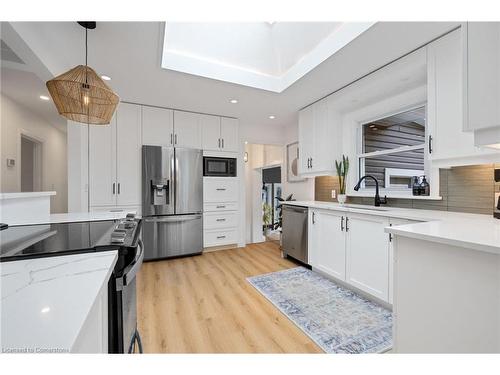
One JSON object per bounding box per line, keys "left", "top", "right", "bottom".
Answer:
{"left": 1, "top": 251, "right": 117, "bottom": 353}
{"left": 283, "top": 201, "right": 500, "bottom": 255}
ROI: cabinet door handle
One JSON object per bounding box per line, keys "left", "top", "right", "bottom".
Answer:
{"left": 341, "top": 216, "right": 344, "bottom": 231}
{"left": 428, "top": 135, "right": 433, "bottom": 154}
{"left": 345, "top": 217, "right": 349, "bottom": 232}
{"left": 312, "top": 212, "right": 315, "bottom": 224}
{"left": 174, "top": 134, "right": 178, "bottom": 145}
{"left": 310, "top": 157, "right": 313, "bottom": 168}
{"left": 216, "top": 205, "right": 226, "bottom": 209}
{"left": 170, "top": 133, "right": 173, "bottom": 145}
{"left": 218, "top": 138, "right": 221, "bottom": 148}
{"left": 117, "top": 183, "right": 121, "bottom": 194}
{"left": 216, "top": 188, "right": 226, "bottom": 191}
{"left": 112, "top": 183, "right": 115, "bottom": 195}
{"left": 216, "top": 235, "right": 226, "bottom": 239}
{"left": 389, "top": 223, "right": 393, "bottom": 242}
{"left": 216, "top": 218, "right": 226, "bottom": 222}
{"left": 222, "top": 138, "right": 224, "bottom": 148}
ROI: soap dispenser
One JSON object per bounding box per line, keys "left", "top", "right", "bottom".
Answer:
{"left": 412, "top": 176, "right": 420, "bottom": 196}
{"left": 419, "top": 176, "right": 430, "bottom": 196}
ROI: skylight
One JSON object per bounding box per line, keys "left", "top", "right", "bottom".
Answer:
{"left": 161, "top": 22, "right": 375, "bottom": 92}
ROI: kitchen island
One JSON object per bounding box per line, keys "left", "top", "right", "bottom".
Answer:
{"left": 1, "top": 251, "right": 118, "bottom": 353}
{"left": 282, "top": 201, "right": 500, "bottom": 353}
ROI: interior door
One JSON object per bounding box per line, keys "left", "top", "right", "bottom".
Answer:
{"left": 201, "top": 114, "right": 221, "bottom": 151}
{"left": 173, "top": 111, "right": 202, "bottom": 149}
{"left": 89, "top": 114, "right": 116, "bottom": 207}
{"left": 313, "top": 210, "right": 346, "bottom": 280}
{"left": 116, "top": 103, "right": 142, "bottom": 206}
{"left": 175, "top": 148, "right": 203, "bottom": 214}
{"left": 346, "top": 214, "right": 390, "bottom": 302}
{"left": 142, "top": 106, "right": 174, "bottom": 146}
{"left": 220, "top": 117, "right": 239, "bottom": 152}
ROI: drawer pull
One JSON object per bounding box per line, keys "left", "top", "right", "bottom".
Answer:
{"left": 216, "top": 188, "right": 226, "bottom": 191}
{"left": 216, "top": 235, "right": 226, "bottom": 239}
{"left": 216, "top": 218, "right": 226, "bottom": 222}
{"left": 216, "top": 205, "right": 226, "bottom": 209}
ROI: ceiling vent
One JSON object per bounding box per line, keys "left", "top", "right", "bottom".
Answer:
{"left": 1, "top": 39, "right": 25, "bottom": 64}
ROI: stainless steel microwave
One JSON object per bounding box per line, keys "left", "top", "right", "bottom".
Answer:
{"left": 203, "top": 156, "right": 237, "bottom": 177}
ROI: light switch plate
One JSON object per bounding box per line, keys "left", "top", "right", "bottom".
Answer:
{"left": 331, "top": 189, "right": 336, "bottom": 199}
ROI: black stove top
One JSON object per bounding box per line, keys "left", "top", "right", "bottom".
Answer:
{"left": 0, "top": 219, "right": 140, "bottom": 262}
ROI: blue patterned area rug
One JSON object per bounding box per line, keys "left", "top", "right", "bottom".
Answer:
{"left": 247, "top": 267, "right": 392, "bottom": 354}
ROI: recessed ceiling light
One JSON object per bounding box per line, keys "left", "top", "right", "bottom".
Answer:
{"left": 40, "top": 306, "right": 50, "bottom": 313}
{"left": 101, "top": 75, "right": 111, "bottom": 81}
{"left": 229, "top": 99, "right": 238, "bottom": 104}
{"left": 269, "top": 115, "right": 276, "bottom": 120}
{"left": 39, "top": 95, "right": 50, "bottom": 101}
{"left": 244, "top": 141, "right": 248, "bottom": 144}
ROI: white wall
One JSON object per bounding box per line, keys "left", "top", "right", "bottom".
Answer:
{"left": 1, "top": 94, "right": 68, "bottom": 213}
{"left": 281, "top": 123, "right": 315, "bottom": 201}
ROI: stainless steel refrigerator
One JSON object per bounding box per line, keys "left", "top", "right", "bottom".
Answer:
{"left": 142, "top": 146, "right": 203, "bottom": 260}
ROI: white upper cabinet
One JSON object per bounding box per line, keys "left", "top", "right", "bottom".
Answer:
{"left": 173, "top": 110, "right": 202, "bottom": 149}
{"left": 220, "top": 117, "right": 239, "bottom": 152}
{"left": 465, "top": 22, "right": 500, "bottom": 131}
{"left": 201, "top": 114, "right": 221, "bottom": 151}
{"left": 89, "top": 114, "right": 117, "bottom": 207}
{"left": 202, "top": 116, "right": 239, "bottom": 152}
{"left": 298, "top": 96, "right": 340, "bottom": 176}
{"left": 427, "top": 27, "right": 496, "bottom": 161}
{"left": 298, "top": 105, "right": 314, "bottom": 174}
{"left": 116, "top": 103, "right": 142, "bottom": 206}
{"left": 142, "top": 106, "right": 174, "bottom": 146}
{"left": 89, "top": 103, "right": 142, "bottom": 208}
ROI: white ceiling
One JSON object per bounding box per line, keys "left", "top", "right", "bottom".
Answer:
{"left": 3, "top": 21, "right": 460, "bottom": 137}
{"left": 162, "top": 22, "right": 374, "bottom": 92}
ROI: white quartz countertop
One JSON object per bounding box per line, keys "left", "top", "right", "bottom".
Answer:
{"left": 283, "top": 201, "right": 500, "bottom": 254}
{"left": 1, "top": 251, "right": 118, "bottom": 353}
{"left": 0, "top": 191, "right": 56, "bottom": 200}
{"left": 7, "top": 210, "right": 138, "bottom": 227}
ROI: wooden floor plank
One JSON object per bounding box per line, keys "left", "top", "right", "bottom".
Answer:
{"left": 137, "top": 241, "right": 322, "bottom": 353}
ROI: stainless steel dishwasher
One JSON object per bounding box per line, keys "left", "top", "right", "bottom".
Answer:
{"left": 281, "top": 205, "right": 308, "bottom": 263}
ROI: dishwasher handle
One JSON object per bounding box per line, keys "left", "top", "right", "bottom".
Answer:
{"left": 282, "top": 205, "right": 308, "bottom": 214}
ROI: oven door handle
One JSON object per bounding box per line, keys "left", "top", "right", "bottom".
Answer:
{"left": 116, "top": 239, "right": 144, "bottom": 291}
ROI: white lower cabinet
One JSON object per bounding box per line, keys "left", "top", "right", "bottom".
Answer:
{"left": 309, "top": 208, "right": 391, "bottom": 303}
{"left": 203, "top": 177, "right": 239, "bottom": 248}
{"left": 309, "top": 209, "right": 346, "bottom": 280}
{"left": 345, "top": 214, "right": 390, "bottom": 302}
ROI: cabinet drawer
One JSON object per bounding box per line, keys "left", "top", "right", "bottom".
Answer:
{"left": 204, "top": 228, "right": 237, "bottom": 247}
{"left": 203, "top": 212, "right": 238, "bottom": 229}
{"left": 204, "top": 202, "right": 238, "bottom": 212}
{"left": 203, "top": 178, "right": 238, "bottom": 202}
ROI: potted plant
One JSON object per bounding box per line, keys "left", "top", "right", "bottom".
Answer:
{"left": 262, "top": 203, "right": 273, "bottom": 236}
{"left": 335, "top": 155, "right": 349, "bottom": 205}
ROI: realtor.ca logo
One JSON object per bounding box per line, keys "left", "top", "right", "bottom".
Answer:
{"left": 2, "top": 347, "right": 69, "bottom": 353}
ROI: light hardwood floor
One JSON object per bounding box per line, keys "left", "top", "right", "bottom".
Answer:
{"left": 137, "top": 241, "right": 322, "bottom": 353}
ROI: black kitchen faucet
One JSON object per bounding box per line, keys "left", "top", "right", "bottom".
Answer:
{"left": 353, "top": 175, "right": 388, "bottom": 207}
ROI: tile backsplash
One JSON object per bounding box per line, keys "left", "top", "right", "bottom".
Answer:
{"left": 315, "top": 164, "right": 496, "bottom": 215}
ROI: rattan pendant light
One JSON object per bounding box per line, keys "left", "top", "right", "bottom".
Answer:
{"left": 46, "top": 22, "right": 119, "bottom": 125}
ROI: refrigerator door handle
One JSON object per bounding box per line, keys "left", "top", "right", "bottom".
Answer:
{"left": 144, "top": 215, "right": 202, "bottom": 223}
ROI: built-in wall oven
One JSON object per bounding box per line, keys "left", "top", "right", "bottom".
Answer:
{"left": 203, "top": 156, "right": 237, "bottom": 177}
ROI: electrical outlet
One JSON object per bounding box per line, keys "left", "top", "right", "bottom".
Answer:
{"left": 331, "top": 189, "right": 336, "bottom": 199}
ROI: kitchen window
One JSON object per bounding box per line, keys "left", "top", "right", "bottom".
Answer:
{"left": 357, "top": 106, "right": 427, "bottom": 192}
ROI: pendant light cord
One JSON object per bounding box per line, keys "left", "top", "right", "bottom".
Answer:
{"left": 85, "top": 27, "right": 88, "bottom": 83}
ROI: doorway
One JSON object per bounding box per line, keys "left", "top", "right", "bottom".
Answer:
{"left": 20, "top": 134, "right": 42, "bottom": 192}
{"left": 262, "top": 166, "right": 282, "bottom": 243}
